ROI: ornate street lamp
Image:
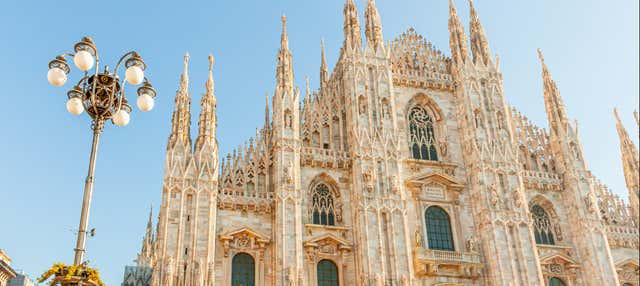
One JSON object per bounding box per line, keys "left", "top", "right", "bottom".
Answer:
{"left": 41, "top": 37, "right": 156, "bottom": 286}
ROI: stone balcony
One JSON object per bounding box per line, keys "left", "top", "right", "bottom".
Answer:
{"left": 217, "top": 188, "right": 274, "bottom": 214}
{"left": 522, "top": 170, "right": 562, "bottom": 191}
{"left": 413, "top": 248, "right": 482, "bottom": 278}
{"left": 605, "top": 224, "right": 640, "bottom": 249}
{"left": 301, "top": 147, "right": 351, "bottom": 169}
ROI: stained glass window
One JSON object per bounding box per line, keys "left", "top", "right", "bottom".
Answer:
{"left": 408, "top": 106, "right": 438, "bottom": 161}
{"left": 317, "top": 259, "right": 339, "bottom": 286}
{"left": 531, "top": 205, "right": 555, "bottom": 245}
{"left": 232, "top": 253, "right": 255, "bottom": 286}
{"left": 425, "top": 206, "right": 454, "bottom": 251}
{"left": 311, "top": 183, "right": 336, "bottom": 226}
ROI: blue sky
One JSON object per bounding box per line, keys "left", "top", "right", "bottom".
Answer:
{"left": 0, "top": 0, "right": 637, "bottom": 284}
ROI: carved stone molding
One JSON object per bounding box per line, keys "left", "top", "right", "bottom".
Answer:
{"left": 218, "top": 226, "right": 271, "bottom": 286}
{"left": 615, "top": 258, "right": 640, "bottom": 286}
{"left": 218, "top": 226, "right": 271, "bottom": 258}
{"left": 303, "top": 233, "right": 353, "bottom": 286}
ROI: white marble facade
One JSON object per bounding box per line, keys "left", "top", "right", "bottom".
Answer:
{"left": 130, "top": 1, "right": 640, "bottom": 285}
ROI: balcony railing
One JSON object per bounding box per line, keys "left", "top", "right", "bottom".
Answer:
{"left": 301, "top": 147, "right": 351, "bottom": 169}
{"left": 413, "top": 248, "right": 482, "bottom": 278}
{"left": 522, "top": 170, "right": 562, "bottom": 191}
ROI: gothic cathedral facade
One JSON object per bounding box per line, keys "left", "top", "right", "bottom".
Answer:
{"left": 128, "top": 1, "right": 640, "bottom": 285}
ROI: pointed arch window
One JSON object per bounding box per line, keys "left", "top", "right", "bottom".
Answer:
{"left": 531, "top": 205, "right": 555, "bottom": 245}
{"left": 232, "top": 253, "right": 255, "bottom": 286}
{"left": 317, "top": 259, "right": 339, "bottom": 286}
{"left": 408, "top": 106, "right": 438, "bottom": 161}
{"left": 311, "top": 183, "right": 336, "bottom": 226}
{"left": 424, "top": 206, "right": 454, "bottom": 251}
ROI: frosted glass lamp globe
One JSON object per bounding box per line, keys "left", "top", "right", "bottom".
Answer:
{"left": 73, "top": 50, "right": 94, "bottom": 71}
{"left": 125, "top": 66, "right": 144, "bottom": 85}
{"left": 137, "top": 93, "right": 154, "bottom": 112}
{"left": 112, "top": 109, "right": 130, "bottom": 126}
{"left": 47, "top": 67, "right": 67, "bottom": 86}
{"left": 66, "top": 97, "right": 84, "bottom": 115}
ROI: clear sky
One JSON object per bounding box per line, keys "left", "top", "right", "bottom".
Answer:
{"left": 0, "top": 0, "right": 637, "bottom": 284}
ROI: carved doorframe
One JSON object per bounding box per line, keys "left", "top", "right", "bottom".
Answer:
{"left": 219, "top": 226, "right": 271, "bottom": 286}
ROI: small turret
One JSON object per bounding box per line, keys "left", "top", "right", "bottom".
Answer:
{"left": 448, "top": 0, "right": 470, "bottom": 66}
{"left": 468, "top": 0, "right": 493, "bottom": 67}
{"left": 343, "top": 0, "right": 362, "bottom": 52}
{"left": 538, "top": 49, "right": 570, "bottom": 138}
{"left": 168, "top": 53, "right": 192, "bottom": 149}
{"left": 364, "top": 0, "right": 384, "bottom": 50}
{"left": 195, "top": 54, "right": 217, "bottom": 152}
{"left": 276, "top": 15, "right": 294, "bottom": 92}
{"left": 320, "top": 39, "right": 329, "bottom": 88}
{"left": 614, "top": 108, "right": 639, "bottom": 217}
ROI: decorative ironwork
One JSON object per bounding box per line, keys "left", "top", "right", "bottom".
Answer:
{"left": 46, "top": 37, "right": 156, "bottom": 272}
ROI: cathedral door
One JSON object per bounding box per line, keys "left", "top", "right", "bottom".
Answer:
{"left": 317, "top": 259, "right": 339, "bottom": 286}
{"left": 232, "top": 253, "right": 255, "bottom": 286}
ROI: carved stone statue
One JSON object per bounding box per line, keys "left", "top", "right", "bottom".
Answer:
{"left": 286, "top": 267, "right": 297, "bottom": 286}
{"left": 415, "top": 229, "right": 424, "bottom": 247}
{"left": 284, "top": 161, "right": 294, "bottom": 185}
{"left": 490, "top": 186, "right": 500, "bottom": 208}
{"left": 585, "top": 188, "right": 598, "bottom": 214}
{"left": 466, "top": 235, "right": 478, "bottom": 252}
{"left": 512, "top": 189, "right": 523, "bottom": 208}
{"left": 335, "top": 202, "right": 343, "bottom": 222}
{"left": 391, "top": 175, "right": 400, "bottom": 193}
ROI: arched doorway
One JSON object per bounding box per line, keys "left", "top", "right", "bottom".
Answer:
{"left": 549, "top": 277, "right": 565, "bottom": 286}
{"left": 317, "top": 259, "right": 339, "bottom": 286}
{"left": 232, "top": 253, "right": 255, "bottom": 286}
{"left": 424, "top": 206, "right": 454, "bottom": 251}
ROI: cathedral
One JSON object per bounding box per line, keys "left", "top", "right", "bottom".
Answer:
{"left": 122, "top": 0, "right": 640, "bottom": 285}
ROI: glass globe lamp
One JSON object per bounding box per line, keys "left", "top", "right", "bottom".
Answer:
{"left": 136, "top": 82, "right": 157, "bottom": 112}
{"left": 73, "top": 50, "right": 94, "bottom": 71}
{"left": 125, "top": 66, "right": 144, "bottom": 85}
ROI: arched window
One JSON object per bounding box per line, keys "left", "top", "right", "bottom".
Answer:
{"left": 408, "top": 106, "right": 438, "bottom": 161}
{"left": 232, "top": 253, "right": 255, "bottom": 286}
{"left": 548, "top": 277, "right": 565, "bottom": 286}
{"left": 425, "top": 206, "right": 454, "bottom": 251}
{"left": 622, "top": 283, "right": 633, "bottom": 286}
{"left": 317, "top": 259, "right": 339, "bottom": 286}
{"left": 311, "top": 183, "right": 336, "bottom": 226}
{"left": 531, "top": 205, "right": 555, "bottom": 245}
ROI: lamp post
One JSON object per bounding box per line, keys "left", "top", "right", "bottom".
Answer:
{"left": 47, "top": 37, "right": 157, "bottom": 267}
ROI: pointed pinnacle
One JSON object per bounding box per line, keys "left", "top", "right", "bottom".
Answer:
{"left": 208, "top": 54, "right": 214, "bottom": 72}
{"left": 180, "top": 52, "right": 190, "bottom": 88}
{"left": 206, "top": 54, "right": 215, "bottom": 93}
{"left": 281, "top": 14, "right": 287, "bottom": 36}
{"left": 537, "top": 48, "right": 545, "bottom": 63}
{"left": 614, "top": 108, "right": 622, "bottom": 125}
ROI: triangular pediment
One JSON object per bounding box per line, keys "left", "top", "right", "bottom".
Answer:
{"left": 219, "top": 226, "right": 271, "bottom": 243}
{"left": 615, "top": 257, "right": 640, "bottom": 268}
{"left": 539, "top": 252, "right": 580, "bottom": 267}
{"left": 304, "top": 233, "right": 352, "bottom": 250}
{"left": 406, "top": 171, "right": 464, "bottom": 191}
